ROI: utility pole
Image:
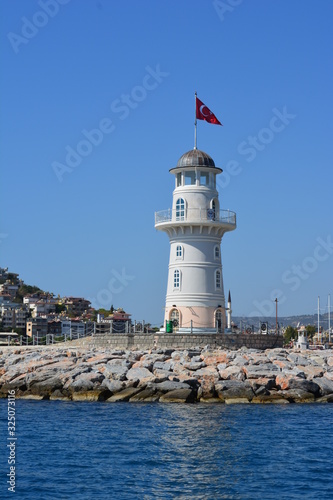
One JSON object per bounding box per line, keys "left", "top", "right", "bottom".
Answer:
{"left": 318, "top": 296, "right": 320, "bottom": 344}
{"left": 328, "top": 294, "right": 331, "bottom": 344}
{"left": 275, "top": 298, "right": 278, "bottom": 335}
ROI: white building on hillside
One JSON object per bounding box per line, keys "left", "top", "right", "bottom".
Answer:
{"left": 1, "top": 305, "right": 27, "bottom": 330}
{"left": 23, "top": 296, "right": 56, "bottom": 317}
{"left": 155, "top": 149, "right": 236, "bottom": 333}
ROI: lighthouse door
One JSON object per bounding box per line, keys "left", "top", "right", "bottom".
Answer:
{"left": 215, "top": 309, "right": 223, "bottom": 333}
{"left": 170, "top": 309, "right": 180, "bottom": 331}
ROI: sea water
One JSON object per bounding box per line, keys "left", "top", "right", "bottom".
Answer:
{"left": 1, "top": 400, "right": 333, "bottom": 499}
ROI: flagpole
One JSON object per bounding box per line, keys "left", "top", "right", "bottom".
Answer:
{"left": 194, "top": 91, "right": 197, "bottom": 150}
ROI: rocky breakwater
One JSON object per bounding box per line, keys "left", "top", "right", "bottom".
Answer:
{"left": 1, "top": 346, "right": 333, "bottom": 404}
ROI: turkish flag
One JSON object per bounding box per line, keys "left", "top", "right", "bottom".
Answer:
{"left": 196, "top": 97, "right": 222, "bottom": 125}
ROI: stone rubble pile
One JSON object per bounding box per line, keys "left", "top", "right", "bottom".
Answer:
{"left": 1, "top": 346, "right": 333, "bottom": 403}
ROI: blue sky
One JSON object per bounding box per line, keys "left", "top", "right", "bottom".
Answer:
{"left": 1, "top": 0, "right": 332, "bottom": 324}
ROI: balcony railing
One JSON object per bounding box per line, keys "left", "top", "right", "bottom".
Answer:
{"left": 155, "top": 208, "right": 236, "bottom": 226}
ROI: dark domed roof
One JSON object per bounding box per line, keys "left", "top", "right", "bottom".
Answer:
{"left": 176, "top": 149, "right": 215, "bottom": 169}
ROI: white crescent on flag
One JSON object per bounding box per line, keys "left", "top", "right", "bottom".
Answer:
{"left": 199, "top": 105, "right": 211, "bottom": 117}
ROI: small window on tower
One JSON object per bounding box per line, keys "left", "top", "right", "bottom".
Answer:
{"left": 176, "top": 245, "right": 183, "bottom": 258}
{"left": 176, "top": 172, "right": 182, "bottom": 187}
{"left": 214, "top": 246, "right": 220, "bottom": 259}
{"left": 200, "top": 172, "right": 209, "bottom": 186}
{"left": 215, "top": 270, "right": 221, "bottom": 289}
{"left": 174, "top": 270, "right": 180, "bottom": 289}
{"left": 176, "top": 198, "right": 185, "bottom": 221}
{"left": 185, "top": 171, "right": 196, "bottom": 185}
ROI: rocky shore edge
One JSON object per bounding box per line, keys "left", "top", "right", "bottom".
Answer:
{"left": 1, "top": 346, "right": 333, "bottom": 404}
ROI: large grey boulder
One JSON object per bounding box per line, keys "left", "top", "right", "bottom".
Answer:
{"left": 159, "top": 389, "right": 195, "bottom": 403}
{"left": 29, "top": 376, "right": 63, "bottom": 397}
{"left": 215, "top": 380, "right": 254, "bottom": 401}
{"left": 103, "top": 363, "right": 129, "bottom": 381}
{"left": 288, "top": 378, "right": 320, "bottom": 395}
{"left": 312, "top": 377, "right": 333, "bottom": 396}
{"left": 126, "top": 366, "right": 154, "bottom": 381}
{"left": 101, "top": 379, "right": 126, "bottom": 394}
{"left": 287, "top": 353, "right": 310, "bottom": 366}
{"left": 242, "top": 364, "right": 279, "bottom": 379}
{"left": 69, "top": 372, "right": 104, "bottom": 392}
{"left": 153, "top": 361, "right": 172, "bottom": 372}
{"left": 106, "top": 387, "right": 142, "bottom": 402}
{"left": 183, "top": 361, "right": 206, "bottom": 371}
{"left": 279, "top": 389, "right": 315, "bottom": 403}
{"left": 230, "top": 355, "right": 248, "bottom": 367}
{"left": 129, "top": 387, "right": 158, "bottom": 401}
{"left": 149, "top": 380, "right": 191, "bottom": 393}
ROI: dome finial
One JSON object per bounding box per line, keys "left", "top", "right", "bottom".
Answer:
{"left": 176, "top": 149, "right": 216, "bottom": 169}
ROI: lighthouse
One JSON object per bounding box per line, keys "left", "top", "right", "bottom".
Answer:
{"left": 155, "top": 148, "right": 236, "bottom": 333}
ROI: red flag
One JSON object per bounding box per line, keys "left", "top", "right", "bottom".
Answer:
{"left": 196, "top": 97, "right": 222, "bottom": 125}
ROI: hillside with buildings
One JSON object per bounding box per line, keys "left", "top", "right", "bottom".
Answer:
{"left": 0, "top": 267, "right": 135, "bottom": 343}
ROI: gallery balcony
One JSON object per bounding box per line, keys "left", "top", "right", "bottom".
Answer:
{"left": 155, "top": 208, "right": 236, "bottom": 233}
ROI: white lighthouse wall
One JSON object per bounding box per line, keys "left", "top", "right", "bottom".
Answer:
{"left": 164, "top": 234, "right": 226, "bottom": 329}
{"left": 167, "top": 237, "right": 224, "bottom": 301}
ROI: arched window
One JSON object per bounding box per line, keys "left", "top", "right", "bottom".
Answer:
{"left": 176, "top": 198, "right": 185, "bottom": 221}
{"left": 207, "top": 199, "right": 217, "bottom": 221}
{"left": 210, "top": 198, "right": 219, "bottom": 221}
{"left": 176, "top": 245, "right": 183, "bottom": 258}
{"left": 170, "top": 308, "right": 180, "bottom": 328}
{"left": 214, "top": 245, "right": 220, "bottom": 259}
{"left": 215, "top": 270, "right": 221, "bottom": 289}
{"left": 212, "top": 199, "right": 216, "bottom": 212}
{"left": 174, "top": 269, "right": 180, "bottom": 289}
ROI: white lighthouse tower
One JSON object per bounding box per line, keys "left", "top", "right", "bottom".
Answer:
{"left": 155, "top": 148, "right": 236, "bottom": 333}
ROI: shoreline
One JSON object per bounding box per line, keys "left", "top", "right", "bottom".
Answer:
{"left": 1, "top": 345, "right": 333, "bottom": 404}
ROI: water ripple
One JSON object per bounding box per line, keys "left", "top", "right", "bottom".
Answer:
{"left": 0, "top": 401, "right": 333, "bottom": 499}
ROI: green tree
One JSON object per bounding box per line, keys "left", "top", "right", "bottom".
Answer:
{"left": 284, "top": 326, "right": 298, "bottom": 344}
{"left": 16, "top": 284, "right": 43, "bottom": 303}
{"left": 55, "top": 303, "right": 66, "bottom": 314}
{"left": 306, "top": 324, "right": 317, "bottom": 339}
{"left": 96, "top": 308, "right": 112, "bottom": 318}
